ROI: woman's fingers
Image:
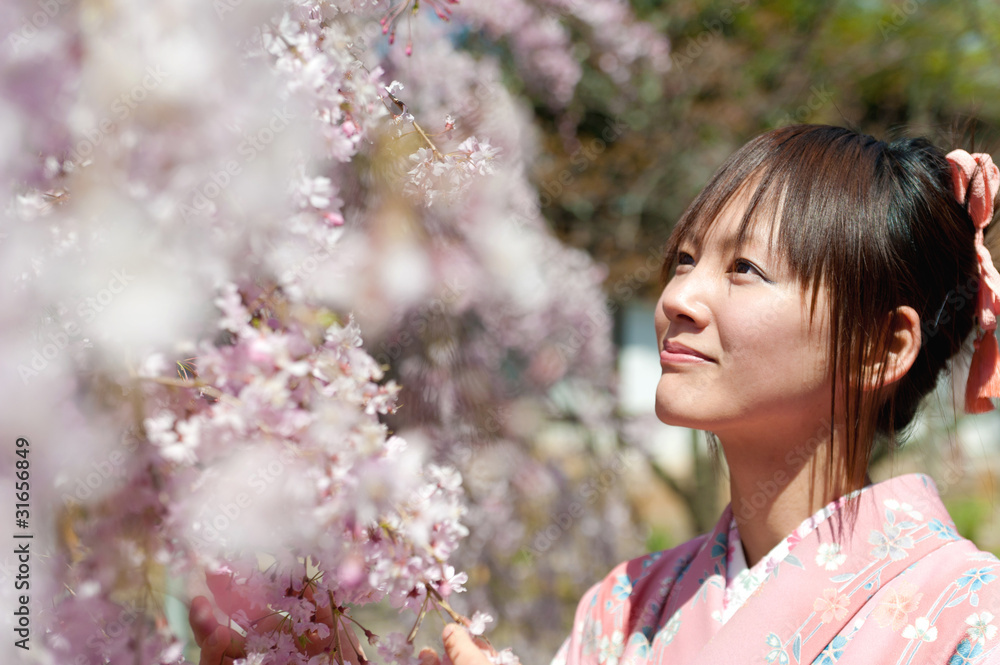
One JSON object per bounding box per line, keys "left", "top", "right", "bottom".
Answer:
{"left": 198, "top": 624, "right": 246, "bottom": 665}
{"left": 189, "top": 595, "right": 220, "bottom": 647}
{"left": 419, "top": 647, "right": 442, "bottom": 665}
{"left": 190, "top": 595, "right": 246, "bottom": 665}
{"left": 442, "top": 624, "right": 493, "bottom": 665}
{"left": 206, "top": 570, "right": 267, "bottom": 618}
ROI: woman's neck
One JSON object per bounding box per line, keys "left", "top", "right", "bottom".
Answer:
{"left": 719, "top": 425, "right": 846, "bottom": 568}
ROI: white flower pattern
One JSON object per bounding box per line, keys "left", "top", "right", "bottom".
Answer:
{"left": 597, "top": 631, "right": 625, "bottom": 665}
{"left": 902, "top": 616, "right": 938, "bottom": 643}
{"left": 815, "top": 543, "right": 847, "bottom": 571}
{"left": 966, "top": 611, "right": 998, "bottom": 645}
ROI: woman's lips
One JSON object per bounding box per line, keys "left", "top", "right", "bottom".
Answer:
{"left": 660, "top": 340, "right": 714, "bottom": 364}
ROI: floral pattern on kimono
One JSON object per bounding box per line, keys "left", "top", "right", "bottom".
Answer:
{"left": 551, "top": 474, "right": 1000, "bottom": 665}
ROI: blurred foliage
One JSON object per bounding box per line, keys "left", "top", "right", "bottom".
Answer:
{"left": 518, "top": 0, "right": 1000, "bottom": 296}
{"left": 947, "top": 495, "right": 993, "bottom": 544}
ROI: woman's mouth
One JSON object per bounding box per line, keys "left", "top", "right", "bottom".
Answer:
{"left": 660, "top": 340, "right": 714, "bottom": 364}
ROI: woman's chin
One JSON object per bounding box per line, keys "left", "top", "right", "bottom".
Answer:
{"left": 654, "top": 399, "right": 701, "bottom": 429}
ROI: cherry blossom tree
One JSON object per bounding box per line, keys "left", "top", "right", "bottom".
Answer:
{"left": 0, "top": 1, "right": 668, "bottom": 664}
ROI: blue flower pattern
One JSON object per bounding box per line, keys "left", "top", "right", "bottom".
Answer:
{"left": 957, "top": 567, "right": 998, "bottom": 593}
{"left": 612, "top": 575, "right": 632, "bottom": 601}
{"left": 764, "top": 633, "right": 789, "bottom": 664}
{"left": 812, "top": 635, "right": 847, "bottom": 665}
{"left": 627, "top": 633, "right": 650, "bottom": 659}
{"left": 710, "top": 531, "right": 728, "bottom": 560}
{"left": 948, "top": 638, "right": 983, "bottom": 665}
{"left": 929, "top": 519, "right": 960, "bottom": 541}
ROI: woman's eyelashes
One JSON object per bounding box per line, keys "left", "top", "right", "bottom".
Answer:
{"left": 731, "top": 258, "right": 769, "bottom": 281}
{"left": 674, "top": 251, "right": 770, "bottom": 282}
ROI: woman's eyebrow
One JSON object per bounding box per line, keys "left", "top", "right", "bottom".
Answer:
{"left": 716, "top": 228, "right": 769, "bottom": 254}
{"left": 679, "top": 221, "right": 772, "bottom": 255}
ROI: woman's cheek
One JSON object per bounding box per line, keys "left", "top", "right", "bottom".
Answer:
{"left": 735, "top": 301, "right": 788, "bottom": 344}
{"left": 733, "top": 287, "right": 791, "bottom": 339}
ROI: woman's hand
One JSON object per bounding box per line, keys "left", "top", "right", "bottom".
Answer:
{"left": 419, "top": 624, "right": 499, "bottom": 665}
{"left": 188, "top": 570, "right": 365, "bottom": 665}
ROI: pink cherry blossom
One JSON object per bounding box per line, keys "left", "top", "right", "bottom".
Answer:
{"left": 1, "top": 0, "right": 660, "bottom": 662}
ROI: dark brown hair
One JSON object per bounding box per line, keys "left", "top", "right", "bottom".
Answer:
{"left": 661, "top": 124, "right": 988, "bottom": 499}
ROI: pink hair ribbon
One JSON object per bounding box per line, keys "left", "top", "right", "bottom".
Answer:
{"left": 946, "top": 149, "right": 1000, "bottom": 413}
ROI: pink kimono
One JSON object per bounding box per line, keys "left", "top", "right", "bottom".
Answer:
{"left": 553, "top": 474, "right": 1000, "bottom": 664}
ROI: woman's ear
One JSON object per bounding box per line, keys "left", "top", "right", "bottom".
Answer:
{"left": 866, "top": 306, "right": 922, "bottom": 390}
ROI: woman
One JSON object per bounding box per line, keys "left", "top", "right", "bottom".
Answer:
{"left": 440, "top": 125, "right": 1000, "bottom": 665}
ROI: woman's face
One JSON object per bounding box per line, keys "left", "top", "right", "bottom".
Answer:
{"left": 654, "top": 195, "right": 835, "bottom": 442}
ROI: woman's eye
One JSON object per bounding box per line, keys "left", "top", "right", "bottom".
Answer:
{"left": 677, "top": 251, "right": 694, "bottom": 266}
{"left": 732, "top": 258, "right": 762, "bottom": 277}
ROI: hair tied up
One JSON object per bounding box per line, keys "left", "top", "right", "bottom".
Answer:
{"left": 945, "top": 149, "right": 1000, "bottom": 413}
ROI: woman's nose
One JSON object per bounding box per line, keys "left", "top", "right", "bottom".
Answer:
{"left": 659, "top": 272, "right": 711, "bottom": 329}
